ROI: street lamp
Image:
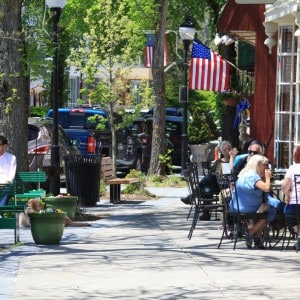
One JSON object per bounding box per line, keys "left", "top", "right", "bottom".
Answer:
{"left": 179, "top": 17, "right": 195, "bottom": 175}
{"left": 46, "top": 0, "right": 66, "bottom": 195}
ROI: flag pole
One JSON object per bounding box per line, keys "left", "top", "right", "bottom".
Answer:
{"left": 223, "top": 58, "right": 254, "bottom": 83}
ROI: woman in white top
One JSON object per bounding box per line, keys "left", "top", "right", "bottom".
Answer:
{"left": 281, "top": 145, "right": 300, "bottom": 237}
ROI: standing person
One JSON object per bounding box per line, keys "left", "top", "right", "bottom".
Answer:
{"left": 281, "top": 145, "right": 300, "bottom": 248}
{"left": 0, "top": 135, "right": 17, "bottom": 206}
{"left": 229, "top": 154, "right": 281, "bottom": 249}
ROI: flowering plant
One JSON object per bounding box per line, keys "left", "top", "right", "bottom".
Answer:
{"left": 45, "top": 193, "right": 75, "bottom": 198}
{"left": 219, "top": 90, "right": 241, "bottom": 100}
{"left": 37, "top": 207, "right": 65, "bottom": 214}
{"left": 27, "top": 198, "right": 65, "bottom": 214}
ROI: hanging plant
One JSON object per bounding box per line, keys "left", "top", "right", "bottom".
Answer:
{"left": 219, "top": 90, "right": 241, "bottom": 106}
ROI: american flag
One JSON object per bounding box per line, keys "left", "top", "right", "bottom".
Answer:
{"left": 145, "top": 33, "right": 168, "bottom": 68}
{"left": 145, "top": 34, "right": 155, "bottom": 67}
{"left": 189, "top": 41, "right": 229, "bottom": 92}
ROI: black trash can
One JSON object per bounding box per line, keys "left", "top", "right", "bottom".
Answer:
{"left": 64, "top": 154, "right": 102, "bottom": 206}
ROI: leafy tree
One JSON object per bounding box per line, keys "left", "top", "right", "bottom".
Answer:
{"left": 66, "top": 0, "right": 145, "bottom": 172}
{"left": 0, "top": 0, "right": 29, "bottom": 171}
{"left": 19, "top": 0, "right": 227, "bottom": 176}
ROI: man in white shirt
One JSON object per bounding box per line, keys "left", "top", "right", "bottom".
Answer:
{"left": 0, "top": 136, "right": 16, "bottom": 206}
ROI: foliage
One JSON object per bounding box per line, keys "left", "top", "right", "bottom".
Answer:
{"left": 159, "top": 149, "right": 173, "bottom": 174}
{"left": 125, "top": 169, "right": 146, "bottom": 183}
{"left": 66, "top": 0, "right": 148, "bottom": 170}
{"left": 17, "top": 0, "right": 228, "bottom": 175}
{"left": 145, "top": 174, "right": 187, "bottom": 187}
{"left": 188, "top": 107, "right": 218, "bottom": 144}
{"left": 99, "top": 179, "right": 106, "bottom": 196}
{"left": 30, "top": 106, "right": 49, "bottom": 117}
{"left": 123, "top": 169, "right": 149, "bottom": 195}
{"left": 187, "top": 89, "right": 223, "bottom": 135}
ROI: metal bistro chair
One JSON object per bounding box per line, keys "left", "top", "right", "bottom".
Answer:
{"left": 218, "top": 177, "right": 268, "bottom": 250}
{"left": 201, "top": 161, "right": 212, "bottom": 176}
{"left": 186, "top": 163, "right": 224, "bottom": 240}
{"left": 281, "top": 174, "right": 300, "bottom": 252}
{"left": 217, "top": 174, "right": 234, "bottom": 242}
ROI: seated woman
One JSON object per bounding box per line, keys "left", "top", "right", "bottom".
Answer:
{"left": 20, "top": 198, "right": 91, "bottom": 227}
{"left": 211, "top": 140, "right": 233, "bottom": 175}
{"left": 229, "top": 154, "right": 282, "bottom": 249}
{"left": 281, "top": 145, "right": 300, "bottom": 248}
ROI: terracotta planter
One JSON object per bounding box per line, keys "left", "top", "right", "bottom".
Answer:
{"left": 28, "top": 212, "right": 66, "bottom": 245}
{"left": 223, "top": 98, "right": 237, "bottom": 106}
{"left": 44, "top": 196, "right": 78, "bottom": 219}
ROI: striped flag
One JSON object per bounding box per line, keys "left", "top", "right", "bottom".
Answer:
{"left": 189, "top": 40, "right": 229, "bottom": 92}
{"left": 145, "top": 34, "right": 155, "bottom": 68}
{"left": 145, "top": 33, "right": 168, "bottom": 68}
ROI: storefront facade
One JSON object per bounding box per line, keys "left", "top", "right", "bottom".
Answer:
{"left": 218, "top": 0, "right": 300, "bottom": 169}
{"left": 265, "top": 1, "right": 300, "bottom": 168}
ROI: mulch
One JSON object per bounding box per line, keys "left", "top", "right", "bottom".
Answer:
{"left": 74, "top": 213, "right": 110, "bottom": 222}
{"left": 73, "top": 191, "right": 157, "bottom": 222}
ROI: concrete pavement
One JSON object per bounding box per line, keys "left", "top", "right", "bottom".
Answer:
{"left": 1, "top": 187, "right": 300, "bottom": 299}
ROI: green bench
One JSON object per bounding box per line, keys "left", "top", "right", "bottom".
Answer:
{"left": 15, "top": 171, "right": 47, "bottom": 201}
{"left": 0, "top": 204, "right": 25, "bottom": 243}
{"left": 0, "top": 182, "right": 25, "bottom": 243}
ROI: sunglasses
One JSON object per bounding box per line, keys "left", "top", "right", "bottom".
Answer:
{"left": 248, "top": 150, "right": 259, "bottom": 155}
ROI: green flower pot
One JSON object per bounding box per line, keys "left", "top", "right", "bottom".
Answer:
{"left": 28, "top": 212, "right": 66, "bottom": 245}
{"left": 44, "top": 196, "right": 78, "bottom": 219}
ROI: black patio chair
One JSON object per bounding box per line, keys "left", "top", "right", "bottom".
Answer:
{"left": 186, "top": 163, "right": 224, "bottom": 240}
{"left": 218, "top": 176, "right": 268, "bottom": 250}
{"left": 281, "top": 174, "right": 300, "bottom": 252}
{"left": 201, "top": 161, "right": 212, "bottom": 176}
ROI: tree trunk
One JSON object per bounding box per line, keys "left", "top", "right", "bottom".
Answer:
{"left": 148, "top": 0, "right": 168, "bottom": 176}
{"left": 0, "top": 1, "right": 29, "bottom": 171}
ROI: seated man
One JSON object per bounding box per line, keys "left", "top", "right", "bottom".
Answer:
{"left": 0, "top": 136, "right": 16, "bottom": 206}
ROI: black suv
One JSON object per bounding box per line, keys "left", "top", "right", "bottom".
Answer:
{"left": 130, "top": 115, "right": 183, "bottom": 168}
{"left": 46, "top": 108, "right": 153, "bottom": 173}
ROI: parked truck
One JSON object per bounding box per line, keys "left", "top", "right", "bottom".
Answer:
{"left": 46, "top": 107, "right": 111, "bottom": 155}
{"left": 46, "top": 107, "right": 149, "bottom": 173}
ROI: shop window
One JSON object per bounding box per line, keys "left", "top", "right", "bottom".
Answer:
{"left": 275, "top": 25, "right": 297, "bottom": 169}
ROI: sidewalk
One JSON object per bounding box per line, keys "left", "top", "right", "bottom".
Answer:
{"left": 1, "top": 187, "right": 300, "bottom": 299}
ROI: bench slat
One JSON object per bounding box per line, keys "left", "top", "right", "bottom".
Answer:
{"left": 17, "top": 171, "right": 46, "bottom": 183}
{"left": 100, "top": 157, "right": 140, "bottom": 203}
{"left": 106, "top": 178, "right": 139, "bottom": 185}
{"left": 16, "top": 171, "right": 46, "bottom": 199}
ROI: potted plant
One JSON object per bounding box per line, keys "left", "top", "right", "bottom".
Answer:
{"left": 28, "top": 206, "right": 66, "bottom": 245}
{"left": 188, "top": 107, "right": 218, "bottom": 173}
{"left": 44, "top": 194, "right": 78, "bottom": 220}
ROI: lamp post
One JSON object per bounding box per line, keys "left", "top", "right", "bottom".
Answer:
{"left": 46, "top": 0, "right": 66, "bottom": 195}
{"left": 179, "top": 17, "right": 195, "bottom": 175}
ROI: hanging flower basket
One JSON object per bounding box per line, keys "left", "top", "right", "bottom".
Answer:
{"left": 223, "top": 98, "right": 237, "bottom": 106}
{"left": 28, "top": 210, "right": 66, "bottom": 245}
{"left": 219, "top": 90, "right": 241, "bottom": 106}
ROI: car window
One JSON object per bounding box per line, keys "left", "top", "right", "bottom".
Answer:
{"left": 47, "top": 109, "right": 108, "bottom": 129}
{"left": 166, "top": 121, "right": 181, "bottom": 136}
{"left": 28, "top": 125, "right": 39, "bottom": 141}
{"left": 58, "top": 127, "right": 71, "bottom": 147}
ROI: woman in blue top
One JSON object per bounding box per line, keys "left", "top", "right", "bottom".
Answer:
{"left": 229, "top": 154, "right": 281, "bottom": 248}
